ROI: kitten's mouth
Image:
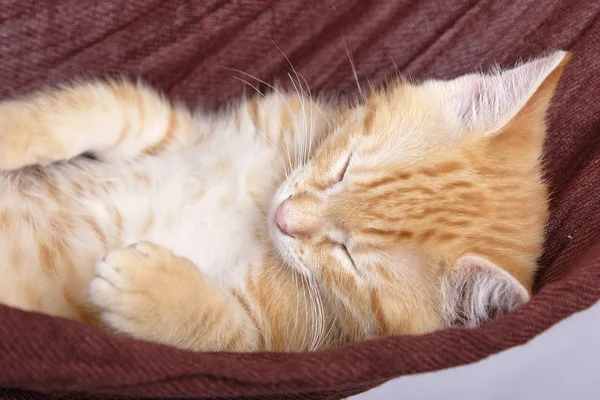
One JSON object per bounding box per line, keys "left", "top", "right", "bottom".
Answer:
{"left": 268, "top": 197, "right": 307, "bottom": 276}
{"left": 269, "top": 168, "right": 309, "bottom": 274}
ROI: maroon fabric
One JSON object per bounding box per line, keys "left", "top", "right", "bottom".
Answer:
{"left": 1, "top": 1, "right": 600, "bottom": 399}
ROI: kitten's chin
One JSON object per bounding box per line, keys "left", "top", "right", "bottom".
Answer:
{"left": 268, "top": 215, "right": 297, "bottom": 269}
{"left": 268, "top": 170, "right": 313, "bottom": 277}
{"left": 268, "top": 179, "right": 295, "bottom": 260}
{"left": 268, "top": 213, "right": 313, "bottom": 279}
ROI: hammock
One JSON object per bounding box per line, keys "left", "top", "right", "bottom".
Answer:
{"left": 1, "top": 1, "right": 599, "bottom": 398}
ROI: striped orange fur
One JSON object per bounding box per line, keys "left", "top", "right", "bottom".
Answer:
{"left": 0, "top": 51, "right": 569, "bottom": 351}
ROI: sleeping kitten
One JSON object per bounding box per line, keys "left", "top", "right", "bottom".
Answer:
{"left": 0, "top": 51, "right": 568, "bottom": 352}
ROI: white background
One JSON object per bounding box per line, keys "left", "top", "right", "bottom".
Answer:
{"left": 352, "top": 300, "right": 600, "bottom": 400}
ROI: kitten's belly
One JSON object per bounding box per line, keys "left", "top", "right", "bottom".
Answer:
{"left": 144, "top": 190, "right": 266, "bottom": 287}
{"left": 112, "top": 136, "right": 279, "bottom": 288}
{"left": 0, "top": 132, "right": 279, "bottom": 316}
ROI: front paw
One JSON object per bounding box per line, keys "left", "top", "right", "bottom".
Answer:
{"left": 89, "top": 241, "right": 196, "bottom": 341}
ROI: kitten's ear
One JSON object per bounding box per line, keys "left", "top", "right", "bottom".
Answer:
{"left": 448, "top": 50, "right": 570, "bottom": 134}
{"left": 441, "top": 255, "right": 530, "bottom": 327}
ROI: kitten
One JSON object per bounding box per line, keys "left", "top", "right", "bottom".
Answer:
{"left": 0, "top": 51, "right": 568, "bottom": 352}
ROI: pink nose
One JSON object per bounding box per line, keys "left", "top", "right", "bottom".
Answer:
{"left": 275, "top": 200, "right": 292, "bottom": 236}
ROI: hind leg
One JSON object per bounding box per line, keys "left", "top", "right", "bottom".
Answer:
{"left": 0, "top": 80, "right": 194, "bottom": 171}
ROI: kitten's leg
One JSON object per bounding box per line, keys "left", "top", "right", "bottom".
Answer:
{"left": 89, "top": 242, "right": 260, "bottom": 352}
{"left": 0, "top": 80, "right": 194, "bottom": 170}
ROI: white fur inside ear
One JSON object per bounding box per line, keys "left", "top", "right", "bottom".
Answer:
{"left": 442, "top": 255, "right": 530, "bottom": 328}
{"left": 451, "top": 50, "right": 566, "bottom": 133}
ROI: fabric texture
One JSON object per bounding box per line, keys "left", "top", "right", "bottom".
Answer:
{"left": 1, "top": 1, "right": 599, "bottom": 399}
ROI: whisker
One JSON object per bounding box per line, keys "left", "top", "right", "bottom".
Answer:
{"left": 285, "top": 72, "right": 307, "bottom": 169}
{"left": 290, "top": 263, "right": 300, "bottom": 351}
{"left": 310, "top": 276, "right": 326, "bottom": 349}
{"left": 295, "top": 268, "right": 312, "bottom": 350}
{"left": 388, "top": 53, "right": 402, "bottom": 80}
{"left": 343, "top": 38, "right": 364, "bottom": 98}
{"left": 230, "top": 75, "right": 291, "bottom": 178}
{"left": 219, "top": 66, "right": 301, "bottom": 175}
{"left": 270, "top": 37, "right": 315, "bottom": 169}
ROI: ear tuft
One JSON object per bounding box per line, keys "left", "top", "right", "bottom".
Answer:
{"left": 442, "top": 255, "right": 530, "bottom": 328}
{"left": 452, "top": 50, "right": 569, "bottom": 134}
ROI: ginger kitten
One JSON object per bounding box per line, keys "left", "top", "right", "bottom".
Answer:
{"left": 0, "top": 51, "right": 569, "bottom": 351}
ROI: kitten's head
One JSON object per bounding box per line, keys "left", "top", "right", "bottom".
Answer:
{"left": 269, "top": 51, "right": 569, "bottom": 338}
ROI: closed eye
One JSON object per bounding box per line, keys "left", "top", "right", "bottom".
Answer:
{"left": 337, "top": 243, "right": 358, "bottom": 272}
{"left": 332, "top": 153, "right": 352, "bottom": 185}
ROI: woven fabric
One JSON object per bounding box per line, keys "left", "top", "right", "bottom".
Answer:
{"left": 1, "top": 1, "right": 599, "bottom": 399}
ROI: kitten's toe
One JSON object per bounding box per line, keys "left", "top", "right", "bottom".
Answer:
{"left": 88, "top": 267, "right": 121, "bottom": 309}
{"left": 88, "top": 257, "right": 147, "bottom": 326}
{"left": 125, "top": 241, "right": 177, "bottom": 265}
{"left": 88, "top": 241, "right": 193, "bottom": 340}
{"left": 88, "top": 242, "right": 171, "bottom": 335}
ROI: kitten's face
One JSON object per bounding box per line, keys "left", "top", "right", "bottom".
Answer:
{"left": 269, "top": 84, "right": 456, "bottom": 330}
{"left": 268, "top": 51, "right": 566, "bottom": 336}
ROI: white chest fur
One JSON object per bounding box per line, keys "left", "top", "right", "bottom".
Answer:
{"left": 88, "top": 124, "right": 281, "bottom": 289}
